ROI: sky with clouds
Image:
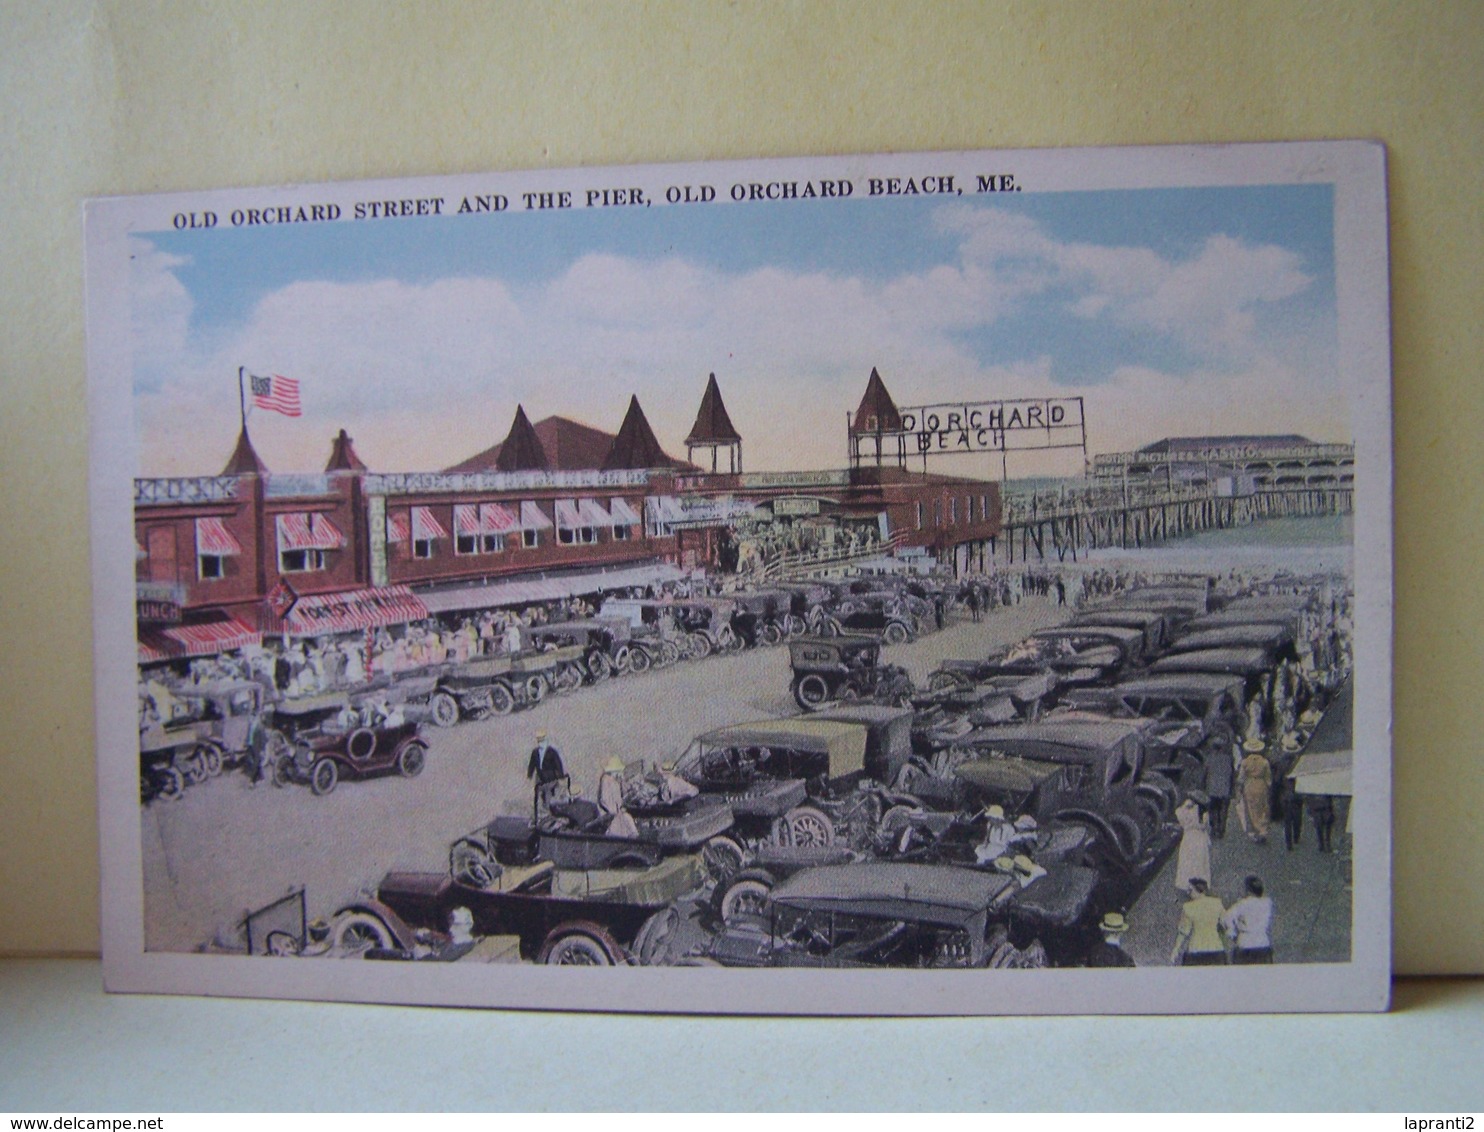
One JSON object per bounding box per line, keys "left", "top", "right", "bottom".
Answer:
{"left": 130, "top": 183, "right": 1343, "bottom": 480}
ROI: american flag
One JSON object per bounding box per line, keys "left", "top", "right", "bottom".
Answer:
{"left": 249, "top": 373, "right": 302, "bottom": 417}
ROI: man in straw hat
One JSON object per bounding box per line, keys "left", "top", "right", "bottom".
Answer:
{"left": 1087, "top": 911, "right": 1136, "bottom": 968}
{"left": 526, "top": 729, "right": 566, "bottom": 786}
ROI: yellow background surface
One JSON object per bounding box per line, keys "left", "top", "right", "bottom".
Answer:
{"left": 1, "top": 1, "right": 1479, "bottom": 974}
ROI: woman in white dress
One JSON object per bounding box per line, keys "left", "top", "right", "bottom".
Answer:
{"left": 1173, "top": 792, "right": 1213, "bottom": 895}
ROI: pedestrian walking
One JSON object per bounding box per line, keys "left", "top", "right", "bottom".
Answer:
{"left": 1171, "top": 878, "right": 1228, "bottom": 966}
{"left": 1086, "top": 912, "right": 1136, "bottom": 968}
{"left": 1221, "top": 875, "right": 1275, "bottom": 964}
{"left": 1280, "top": 779, "right": 1305, "bottom": 850}
{"left": 1238, "top": 738, "right": 1273, "bottom": 844}
{"left": 1307, "top": 793, "right": 1337, "bottom": 852}
{"left": 526, "top": 730, "right": 566, "bottom": 786}
{"left": 1173, "top": 793, "right": 1213, "bottom": 895}
{"left": 1202, "top": 733, "right": 1235, "bottom": 839}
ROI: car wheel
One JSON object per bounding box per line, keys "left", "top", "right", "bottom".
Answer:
{"left": 154, "top": 765, "right": 185, "bottom": 802}
{"left": 429, "top": 692, "right": 460, "bottom": 729}
{"left": 628, "top": 646, "right": 652, "bottom": 674}
{"left": 783, "top": 805, "right": 835, "bottom": 847}
{"left": 712, "top": 869, "right": 775, "bottom": 923}
{"left": 309, "top": 757, "right": 339, "bottom": 797}
{"left": 396, "top": 742, "right": 426, "bottom": 778}
{"left": 876, "top": 803, "right": 919, "bottom": 854}
{"left": 793, "top": 674, "right": 831, "bottom": 711}
{"left": 553, "top": 663, "right": 584, "bottom": 694}
{"left": 687, "top": 632, "right": 712, "bottom": 660}
{"left": 331, "top": 910, "right": 393, "bottom": 953}
{"left": 1110, "top": 813, "right": 1143, "bottom": 860}
{"left": 198, "top": 743, "right": 225, "bottom": 778}
{"left": 586, "top": 650, "right": 613, "bottom": 682}
{"left": 701, "top": 835, "right": 747, "bottom": 885}
{"left": 632, "top": 907, "right": 681, "bottom": 966}
{"left": 883, "top": 620, "right": 910, "bottom": 646}
{"left": 489, "top": 683, "right": 516, "bottom": 716}
{"left": 539, "top": 928, "right": 620, "bottom": 966}
{"left": 526, "top": 674, "right": 549, "bottom": 704}
{"left": 178, "top": 747, "right": 209, "bottom": 786}
{"left": 450, "top": 838, "right": 498, "bottom": 887}
{"left": 759, "top": 622, "right": 783, "bottom": 647}
{"left": 346, "top": 727, "right": 377, "bottom": 760}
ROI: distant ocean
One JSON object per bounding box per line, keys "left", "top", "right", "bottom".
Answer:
{"left": 1074, "top": 514, "right": 1354, "bottom": 574}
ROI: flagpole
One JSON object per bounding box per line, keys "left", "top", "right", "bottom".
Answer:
{"left": 238, "top": 366, "right": 247, "bottom": 431}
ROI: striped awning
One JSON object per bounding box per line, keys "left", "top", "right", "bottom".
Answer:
{"left": 481, "top": 503, "right": 519, "bottom": 534}
{"left": 608, "top": 497, "right": 642, "bottom": 526}
{"left": 454, "top": 504, "right": 482, "bottom": 537}
{"left": 520, "top": 501, "right": 553, "bottom": 531}
{"left": 195, "top": 516, "right": 242, "bottom": 556}
{"left": 279, "top": 584, "right": 429, "bottom": 636}
{"left": 554, "top": 499, "right": 582, "bottom": 531}
{"left": 645, "top": 496, "right": 686, "bottom": 525}
{"left": 277, "top": 512, "right": 345, "bottom": 551}
{"left": 578, "top": 498, "right": 613, "bottom": 526}
{"left": 161, "top": 615, "right": 261, "bottom": 656}
{"left": 137, "top": 634, "right": 173, "bottom": 664}
{"left": 386, "top": 512, "right": 410, "bottom": 543}
{"left": 411, "top": 506, "right": 447, "bottom": 541}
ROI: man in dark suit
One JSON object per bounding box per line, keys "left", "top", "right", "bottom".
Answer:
{"left": 526, "top": 730, "right": 566, "bottom": 785}
{"left": 1086, "top": 912, "right": 1136, "bottom": 967}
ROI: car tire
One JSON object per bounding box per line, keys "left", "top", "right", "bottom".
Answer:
{"left": 309, "top": 757, "right": 339, "bottom": 797}
{"left": 793, "top": 674, "right": 831, "bottom": 711}
{"left": 396, "top": 742, "right": 426, "bottom": 778}
{"left": 526, "top": 674, "right": 549, "bottom": 704}
{"left": 198, "top": 743, "right": 225, "bottom": 778}
{"left": 553, "top": 662, "right": 584, "bottom": 694}
{"left": 331, "top": 910, "right": 393, "bottom": 952}
{"left": 883, "top": 620, "right": 910, "bottom": 646}
{"left": 632, "top": 907, "right": 682, "bottom": 966}
{"left": 687, "top": 632, "right": 712, "bottom": 660}
{"left": 489, "top": 683, "right": 517, "bottom": 716}
{"left": 712, "top": 868, "right": 776, "bottom": 923}
{"left": 539, "top": 926, "right": 621, "bottom": 966}
{"left": 429, "top": 692, "right": 460, "bottom": 729}
{"left": 179, "top": 747, "right": 209, "bottom": 786}
{"left": 701, "top": 835, "right": 747, "bottom": 885}
{"left": 153, "top": 765, "right": 185, "bottom": 802}
{"left": 586, "top": 650, "right": 613, "bottom": 683}
{"left": 628, "top": 646, "right": 652, "bottom": 674}
{"left": 783, "top": 805, "right": 835, "bottom": 848}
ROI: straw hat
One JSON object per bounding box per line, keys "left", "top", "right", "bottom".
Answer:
{"left": 1281, "top": 732, "right": 1303, "bottom": 753}
{"left": 1242, "top": 737, "right": 1267, "bottom": 753}
{"left": 1012, "top": 854, "right": 1037, "bottom": 875}
{"left": 993, "top": 856, "right": 1015, "bottom": 873}
{"left": 1014, "top": 815, "right": 1038, "bottom": 831}
{"left": 984, "top": 804, "right": 1005, "bottom": 821}
{"left": 1099, "top": 912, "right": 1129, "bottom": 934}
{"left": 1299, "top": 709, "right": 1321, "bottom": 726}
{"left": 535, "top": 730, "right": 547, "bottom": 740}
{"left": 604, "top": 756, "right": 624, "bottom": 773}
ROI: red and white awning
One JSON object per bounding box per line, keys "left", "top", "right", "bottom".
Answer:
{"left": 278, "top": 584, "right": 429, "bottom": 636}
{"left": 554, "top": 499, "right": 582, "bottom": 530}
{"left": 195, "top": 516, "right": 242, "bottom": 556}
{"left": 136, "top": 634, "right": 173, "bottom": 664}
{"left": 277, "top": 512, "right": 345, "bottom": 551}
{"left": 480, "top": 502, "right": 519, "bottom": 534}
{"left": 578, "top": 498, "right": 614, "bottom": 526}
{"left": 520, "top": 501, "right": 553, "bottom": 531}
{"left": 386, "top": 512, "right": 410, "bottom": 543}
{"left": 161, "top": 615, "right": 261, "bottom": 656}
{"left": 454, "top": 504, "right": 482, "bottom": 536}
{"left": 411, "top": 506, "right": 447, "bottom": 541}
{"left": 608, "top": 497, "right": 642, "bottom": 526}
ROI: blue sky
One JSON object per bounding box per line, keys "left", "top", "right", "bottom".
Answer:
{"left": 132, "top": 183, "right": 1341, "bottom": 476}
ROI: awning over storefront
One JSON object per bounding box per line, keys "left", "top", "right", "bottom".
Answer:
{"left": 386, "top": 513, "right": 410, "bottom": 543}
{"left": 481, "top": 502, "right": 519, "bottom": 533}
{"left": 417, "top": 562, "right": 688, "bottom": 616}
{"left": 195, "top": 516, "right": 242, "bottom": 556}
{"left": 520, "top": 501, "right": 553, "bottom": 531}
{"left": 277, "top": 584, "right": 429, "bottom": 636}
{"left": 160, "top": 614, "right": 261, "bottom": 656}
{"left": 136, "top": 635, "right": 173, "bottom": 664}
{"left": 453, "top": 504, "right": 482, "bottom": 536}
{"left": 608, "top": 497, "right": 642, "bottom": 526}
{"left": 411, "top": 506, "right": 446, "bottom": 541}
{"left": 277, "top": 512, "right": 345, "bottom": 551}
{"left": 645, "top": 496, "right": 686, "bottom": 525}
{"left": 554, "top": 499, "right": 581, "bottom": 530}
{"left": 578, "top": 498, "right": 613, "bottom": 526}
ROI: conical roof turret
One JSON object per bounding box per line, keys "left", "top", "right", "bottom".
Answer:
{"left": 220, "top": 427, "right": 268, "bottom": 475}
{"left": 494, "top": 404, "right": 549, "bottom": 472}
{"left": 602, "top": 395, "right": 670, "bottom": 470}
{"left": 685, "top": 373, "right": 742, "bottom": 445}
{"left": 324, "top": 428, "right": 368, "bottom": 472}
{"left": 851, "top": 367, "right": 902, "bottom": 433}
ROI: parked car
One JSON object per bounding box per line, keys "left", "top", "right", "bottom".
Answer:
{"left": 414, "top": 645, "right": 585, "bottom": 726}
{"left": 1164, "top": 622, "right": 1298, "bottom": 665}
{"left": 345, "top": 853, "right": 706, "bottom": 964}
{"left": 693, "top": 861, "right": 1096, "bottom": 968}
{"left": 788, "top": 633, "right": 912, "bottom": 711}
{"left": 268, "top": 694, "right": 429, "bottom": 796}
{"left": 928, "top": 625, "right": 1137, "bottom": 693}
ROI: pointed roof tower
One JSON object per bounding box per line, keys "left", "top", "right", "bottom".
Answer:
{"left": 602, "top": 395, "right": 670, "bottom": 470}
{"left": 220, "top": 427, "right": 268, "bottom": 475}
{"left": 324, "top": 428, "right": 368, "bottom": 472}
{"left": 494, "top": 404, "right": 549, "bottom": 472}
{"left": 851, "top": 367, "right": 903, "bottom": 434}
{"left": 685, "top": 373, "right": 742, "bottom": 445}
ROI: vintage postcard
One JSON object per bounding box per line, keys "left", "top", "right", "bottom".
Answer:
{"left": 86, "top": 142, "right": 1391, "bottom": 1014}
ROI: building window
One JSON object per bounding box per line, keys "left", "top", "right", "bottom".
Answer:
{"left": 482, "top": 533, "right": 505, "bottom": 553}
{"left": 413, "top": 538, "right": 435, "bottom": 560}
{"left": 558, "top": 525, "right": 575, "bottom": 546}
{"left": 613, "top": 525, "right": 630, "bottom": 541}
{"left": 867, "top": 415, "right": 878, "bottom": 431}
{"left": 198, "top": 554, "right": 224, "bottom": 580}
{"left": 280, "top": 548, "right": 328, "bottom": 573}
{"left": 580, "top": 526, "right": 597, "bottom": 544}
{"left": 980, "top": 494, "right": 988, "bottom": 519}
{"left": 950, "top": 497, "right": 957, "bottom": 524}
{"left": 934, "top": 500, "right": 942, "bottom": 527}
{"left": 915, "top": 502, "right": 923, "bottom": 530}
{"left": 523, "top": 529, "right": 540, "bottom": 549}
{"left": 456, "top": 532, "right": 479, "bottom": 556}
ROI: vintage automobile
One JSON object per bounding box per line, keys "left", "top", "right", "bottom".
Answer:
{"left": 415, "top": 644, "right": 586, "bottom": 726}
{"left": 449, "top": 775, "right": 735, "bottom": 883}
{"left": 927, "top": 625, "right": 1140, "bottom": 693}
{"left": 788, "top": 633, "right": 913, "bottom": 711}
{"left": 344, "top": 853, "right": 706, "bottom": 964}
{"left": 526, "top": 617, "right": 657, "bottom": 681}
{"left": 138, "top": 679, "right": 273, "bottom": 798}
{"left": 1164, "top": 621, "right": 1299, "bottom": 665}
{"left": 267, "top": 693, "right": 429, "bottom": 796}
{"left": 908, "top": 673, "right": 1056, "bottom": 755}
{"left": 595, "top": 598, "right": 690, "bottom": 668}
{"left": 895, "top": 718, "right": 1176, "bottom": 877}
{"left": 1067, "top": 607, "right": 1174, "bottom": 655}
{"left": 673, "top": 716, "right": 916, "bottom": 851}
{"left": 692, "top": 861, "right": 1097, "bottom": 969}
{"left": 1105, "top": 584, "right": 1213, "bottom": 621}
{"left": 1147, "top": 644, "right": 1278, "bottom": 705}
{"left": 138, "top": 725, "right": 193, "bottom": 803}
{"left": 821, "top": 588, "right": 918, "bottom": 643}
{"left": 769, "top": 581, "right": 836, "bottom": 635}
{"left": 727, "top": 589, "right": 797, "bottom": 646}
